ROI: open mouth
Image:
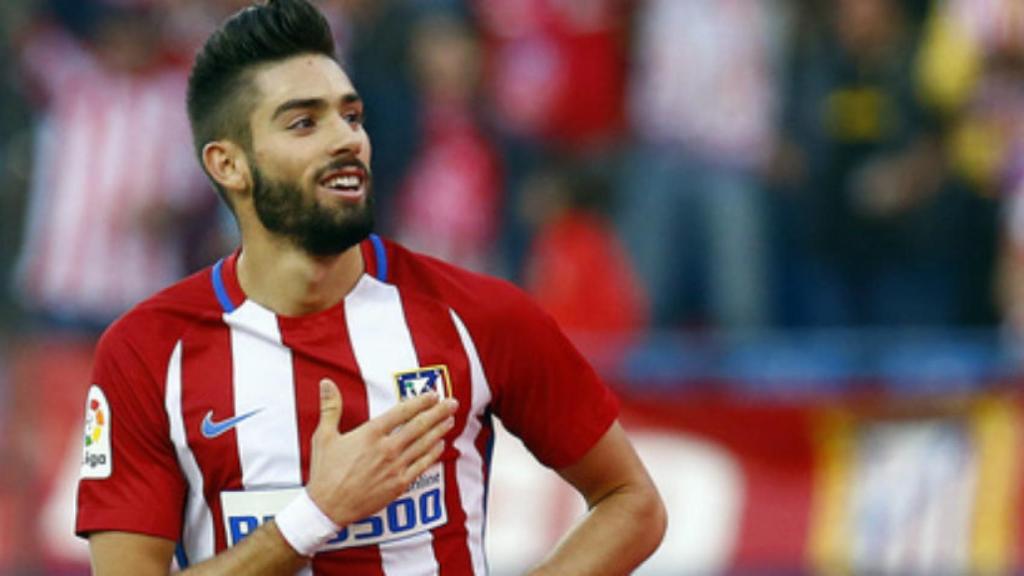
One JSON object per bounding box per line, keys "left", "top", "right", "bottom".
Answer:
{"left": 317, "top": 165, "right": 367, "bottom": 200}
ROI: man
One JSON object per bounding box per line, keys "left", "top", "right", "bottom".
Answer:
{"left": 75, "top": 1, "right": 666, "bottom": 574}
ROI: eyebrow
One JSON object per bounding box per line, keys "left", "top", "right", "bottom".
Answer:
{"left": 270, "top": 93, "right": 363, "bottom": 122}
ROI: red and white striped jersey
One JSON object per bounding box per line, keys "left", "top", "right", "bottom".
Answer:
{"left": 75, "top": 235, "right": 619, "bottom": 575}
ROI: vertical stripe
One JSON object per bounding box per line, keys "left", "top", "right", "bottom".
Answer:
{"left": 345, "top": 277, "right": 417, "bottom": 420}
{"left": 226, "top": 301, "right": 302, "bottom": 488}
{"left": 279, "top": 308, "right": 384, "bottom": 573}
{"left": 111, "top": 79, "right": 145, "bottom": 310}
{"left": 42, "top": 92, "right": 101, "bottom": 308}
{"left": 119, "top": 81, "right": 172, "bottom": 311}
{"left": 346, "top": 276, "right": 439, "bottom": 576}
{"left": 165, "top": 340, "right": 215, "bottom": 561}
{"left": 14, "top": 115, "right": 58, "bottom": 300}
{"left": 147, "top": 75, "right": 199, "bottom": 296}
{"left": 225, "top": 300, "right": 303, "bottom": 575}
{"left": 450, "top": 311, "right": 491, "bottom": 575}
{"left": 76, "top": 79, "right": 128, "bottom": 313}
{"left": 181, "top": 320, "right": 243, "bottom": 552}
{"left": 399, "top": 290, "right": 475, "bottom": 575}
{"left": 279, "top": 308, "right": 370, "bottom": 482}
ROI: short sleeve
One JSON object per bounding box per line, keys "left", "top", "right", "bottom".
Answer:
{"left": 476, "top": 288, "right": 620, "bottom": 470}
{"left": 75, "top": 322, "right": 187, "bottom": 541}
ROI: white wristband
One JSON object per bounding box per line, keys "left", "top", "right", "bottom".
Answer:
{"left": 275, "top": 490, "right": 341, "bottom": 557}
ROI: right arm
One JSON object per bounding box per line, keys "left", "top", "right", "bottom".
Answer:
{"left": 90, "top": 524, "right": 303, "bottom": 576}
{"left": 88, "top": 379, "right": 457, "bottom": 575}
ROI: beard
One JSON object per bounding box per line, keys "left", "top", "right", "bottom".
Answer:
{"left": 251, "top": 160, "right": 375, "bottom": 257}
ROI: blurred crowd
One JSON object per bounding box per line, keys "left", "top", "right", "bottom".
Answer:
{"left": 3, "top": 0, "right": 1024, "bottom": 339}
{"left": 1, "top": 0, "right": 1024, "bottom": 571}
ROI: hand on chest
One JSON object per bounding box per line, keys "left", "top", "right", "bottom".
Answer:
{"left": 179, "top": 289, "right": 476, "bottom": 490}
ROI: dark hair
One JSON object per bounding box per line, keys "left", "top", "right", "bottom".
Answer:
{"left": 186, "top": 0, "right": 336, "bottom": 203}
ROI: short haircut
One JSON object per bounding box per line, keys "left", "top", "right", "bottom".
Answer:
{"left": 186, "top": 0, "right": 336, "bottom": 204}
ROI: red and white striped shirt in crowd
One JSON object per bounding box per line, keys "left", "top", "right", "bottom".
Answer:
{"left": 628, "top": 0, "right": 779, "bottom": 167}
{"left": 14, "top": 27, "right": 208, "bottom": 324}
{"left": 75, "top": 236, "right": 619, "bottom": 575}
{"left": 396, "top": 104, "right": 501, "bottom": 274}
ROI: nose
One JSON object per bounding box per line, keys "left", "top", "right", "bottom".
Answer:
{"left": 328, "top": 115, "right": 363, "bottom": 157}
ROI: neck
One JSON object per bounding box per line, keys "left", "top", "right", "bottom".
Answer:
{"left": 236, "top": 231, "right": 366, "bottom": 317}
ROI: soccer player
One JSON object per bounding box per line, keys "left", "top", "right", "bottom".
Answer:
{"left": 75, "top": 0, "right": 666, "bottom": 574}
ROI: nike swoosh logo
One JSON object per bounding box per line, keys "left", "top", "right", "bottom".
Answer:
{"left": 201, "top": 408, "right": 263, "bottom": 439}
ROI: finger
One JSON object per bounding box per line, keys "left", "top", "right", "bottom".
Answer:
{"left": 391, "top": 399, "right": 458, "bottom": 449}
{"left": 316, "top": 378, "right": 343, "bottom": 435}
{"left": 401, "top": 415, "right": 455, "bottom": 463}
{"left": 402, "top": 440, "right": 446, "bottom": 486}
{"left": 373, "top": 392, "right": 440, "bottom": 432}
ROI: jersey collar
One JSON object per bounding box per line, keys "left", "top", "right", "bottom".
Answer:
{"left": 210, "top": 234, "right": 389, "bottom": 314}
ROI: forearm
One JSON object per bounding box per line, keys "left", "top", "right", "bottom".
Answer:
{"left": 89, "top": 522, "right": 307, "bottom": 576}
{"left": 528, "top": 482, "right": 667, "bottom": 576}
{"left": 181, "top": 522, "right": 306, "bottom": 576}
{"left": 90, "top": 386, "right": 457, "bottom": 576}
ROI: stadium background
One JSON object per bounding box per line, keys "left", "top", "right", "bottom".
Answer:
{"left": 2, "top": 0, "right": 1024, "bottom": 574}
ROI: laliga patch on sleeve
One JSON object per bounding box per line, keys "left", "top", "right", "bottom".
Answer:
{"left": 80, "top": 385, "right": 112, "bottom": 479}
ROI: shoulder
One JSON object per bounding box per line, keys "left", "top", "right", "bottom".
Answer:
{"left": 381, "top": 242, "right": 621, "bottom": 469}
{"left": 385, "top": 240, "right": 546, "bottom": 332}
{"left": 96, "top": 265, "right": 221, "bottom": 375}
{"left": 382, "top": 239, "right": 581, "bottom": 384}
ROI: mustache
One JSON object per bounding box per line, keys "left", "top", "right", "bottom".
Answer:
{"left": 314, "top": 157, "right": 371, "bottom": 181}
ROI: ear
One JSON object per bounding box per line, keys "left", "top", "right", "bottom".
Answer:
{"left": 202, "top": 140, "right": 252, "bottom": 198}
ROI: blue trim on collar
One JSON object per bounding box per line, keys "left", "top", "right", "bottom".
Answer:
{"left": 370, "top": 233, "right": 388, "bottom": 282}
{"left": 211, "top": 259, "right": 236, "bottom": 313}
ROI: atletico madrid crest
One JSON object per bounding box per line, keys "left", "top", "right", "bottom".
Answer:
{"left": 394, "top": 365, "right": 452, "bottom": 401}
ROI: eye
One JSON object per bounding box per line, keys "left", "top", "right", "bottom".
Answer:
{"left": 287, "top": 116, "right": 315, "bottom": 130}
{"left": 343, "top": 110, "right": 364, "bottom": 126}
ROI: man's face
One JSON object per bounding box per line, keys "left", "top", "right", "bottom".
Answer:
{"left": 245, "top": 54, "right": 374, "bottom": 256}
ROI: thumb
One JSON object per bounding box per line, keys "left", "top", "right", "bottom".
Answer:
{"left": 317, "top": 378, "right": 343, "bottom": 434}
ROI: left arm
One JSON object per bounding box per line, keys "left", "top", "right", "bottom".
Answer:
{"left": 431, "top": 271, "right": 665, "bottom": 572}
{"left": 529, "top": 421, "right": 666, "bottom": 576}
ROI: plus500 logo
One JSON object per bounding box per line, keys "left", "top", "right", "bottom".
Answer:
{"left": 228, "top": 487, "right": 447, "bottom": 550}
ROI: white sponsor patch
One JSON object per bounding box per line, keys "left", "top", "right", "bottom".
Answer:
{"left": 221, "top": 463, "right": 447, "bottom": 551}
{"left": 80, "top": 385, "right": 112, "bottom": 479}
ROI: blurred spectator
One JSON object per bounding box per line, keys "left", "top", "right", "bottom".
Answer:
{"left": 520, "top": 160, "right": 649, "bottom": 357}
{"left": 473, "top": 0, "right": 628, "bottom": 148}
{"left": 394, "top": 13, "right": 502, "bottom": 273}
{"left": 774, "top": 0, "right": 990, "bottom": 327}
{"left": 0, "top": 1, "right": 37, "bottom": 573}
{"left": 917, "top": 0, "right": 1024, "bottom": 332}
{"left": 620, "top": 0, "right": 784, "bottom": 329}
{"left": 13, "top": 3, "right": 215, "bottom": 326}
{"left": 4, "top": 2, "right": 218, "bottom": 571}
{"left": 471, "top": 0, "right": 630, "bottom": 279}
{"left": 4, "top": 0, "right": 1024, "bottom": 573}
{"left": 0, "top": 0, "right": 34, "bottom": 331}
{"left": 337, "top": 0, "right": 422, "bottom": 232}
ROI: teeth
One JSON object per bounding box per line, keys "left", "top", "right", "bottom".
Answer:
{"left": 324, "top": 175, "right": 361, "bottom": 189}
